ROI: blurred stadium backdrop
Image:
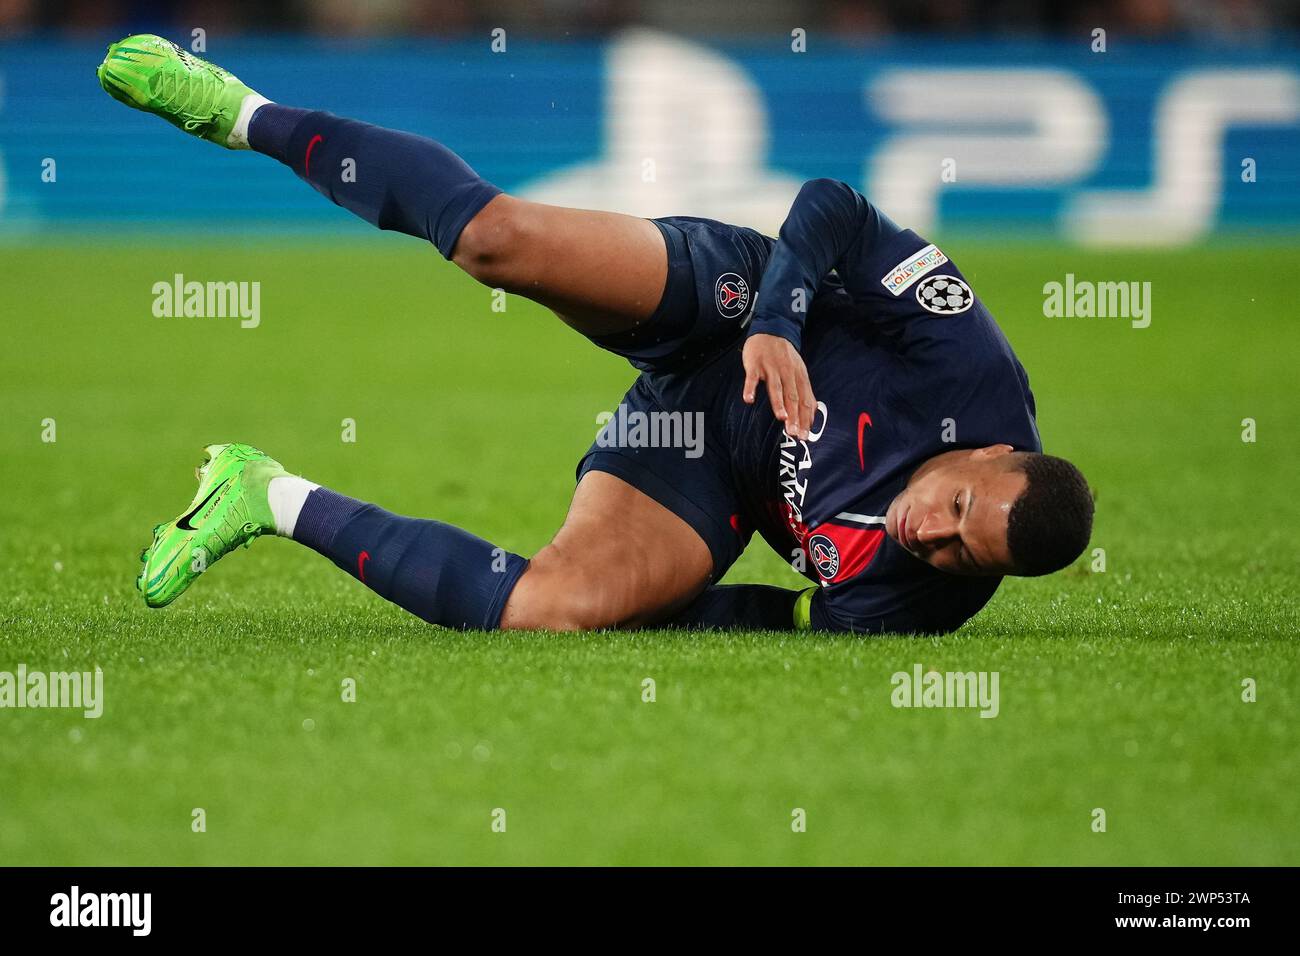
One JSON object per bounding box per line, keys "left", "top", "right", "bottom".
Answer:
{"left": 2, "top": 22, "right": 1297, "bottom": 242}
{"left": 2, "top": 2, "right": 1299, "bottom": 869}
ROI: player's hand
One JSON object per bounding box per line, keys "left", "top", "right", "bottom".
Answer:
{"left": 742, "top": 333, "right": 817, "bottom": 440}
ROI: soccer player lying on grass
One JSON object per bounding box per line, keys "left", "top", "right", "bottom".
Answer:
{"left": 100, "top": 35, "right": 1094, "bottom": 634}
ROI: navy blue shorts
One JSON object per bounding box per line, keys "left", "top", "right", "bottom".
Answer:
{"left": 576, "top": 217, "right": 773, "bottom": 579}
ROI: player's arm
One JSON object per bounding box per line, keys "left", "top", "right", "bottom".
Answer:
{"left": 659, "top": 584, "right": 802, "bottom": 629}
{"left": 659, "top": 578, "right": 992, "bottom": 634}
{"left": 802, "top": 575, "right": 999, "bottom": 635}
{"left": 742, "top": 179, "right": 880, "bottom": 438}
{"left": 750, "top": 178, "right": 875, "bottom": 348}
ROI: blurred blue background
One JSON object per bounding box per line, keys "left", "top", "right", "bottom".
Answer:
{"left": 1, "top": 2, "right": 1297, "bottom": 243}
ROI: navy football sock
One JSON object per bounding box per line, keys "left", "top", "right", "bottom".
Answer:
{"left": 292, "top": 488, "right": 528, "bottom": 630}
{"left": 247, "top": 104, "right": 501, "bottom": 257}
{"left": 244, "top": 104, "right": 310, "bottom": 162}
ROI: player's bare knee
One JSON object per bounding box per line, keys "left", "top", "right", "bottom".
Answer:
{"left": 503, "top": 592, "right": 610, "bottom": 632}
{"left": 453, "top": 196, "right": 529, "bottom": 289}
{"left": 500, "top": 547, "right": 617, "bottom": 631}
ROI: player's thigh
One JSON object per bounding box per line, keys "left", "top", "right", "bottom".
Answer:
{"left": 500, "top": 471, "right": 712, "bottom": 630}
{"left": 453, "top": 194, "right": 667, "bottom": 336}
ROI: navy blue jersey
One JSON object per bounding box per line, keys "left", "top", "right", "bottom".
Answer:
{"left": 732, "top": 179, "right": 1042, "bottom": 633}
{"left": 578, "top": 185, "right": 1041, "bottom": 634}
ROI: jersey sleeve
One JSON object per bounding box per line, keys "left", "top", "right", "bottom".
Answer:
{"left": 749, "top": 178, "right": 967, "bottom": 352}
{"left": 750, "top": 179, "right": 873, "bottom": 349}
{"left": 806, "top": 573, "right": 1001, "bottom": 636}
{"left": 750, "top": 179, "right": 929, "bottom": 349}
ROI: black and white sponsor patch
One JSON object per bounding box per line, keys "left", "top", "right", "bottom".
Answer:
{"left": 915, "top": 275, "right": 973, "bottom": 315}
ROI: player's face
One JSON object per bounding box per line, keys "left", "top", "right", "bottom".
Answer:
{"left": 885, "top": 445, "right": 1026, "bottom": 576}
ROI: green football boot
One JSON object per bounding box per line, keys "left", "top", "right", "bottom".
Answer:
{"left": 137, "top": 443, "right": 286, "bottom": 608}
{"left": 96, "top": 34, "right": 263, "bottom": 148}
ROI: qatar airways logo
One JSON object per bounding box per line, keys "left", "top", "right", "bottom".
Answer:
{"left": 777, "top": 402, "right": 828, "bottom": 541}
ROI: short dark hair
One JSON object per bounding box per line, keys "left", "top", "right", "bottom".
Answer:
{"left": 1006, "top": 453, "right": 1094, "bottom": 576}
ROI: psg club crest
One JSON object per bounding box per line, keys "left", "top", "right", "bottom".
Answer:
{"left": 714, "top": 272, "right": 751, "bottom": 318}
{"left": 807, "top": 534, "right": 840, "bottom": 579}
{"left": 915, "top": 275, "right": 973, "bottom": 315}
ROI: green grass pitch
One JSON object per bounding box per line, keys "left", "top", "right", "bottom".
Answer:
{"left": 1, "top": 237, "right": 1296, "bottom": 865}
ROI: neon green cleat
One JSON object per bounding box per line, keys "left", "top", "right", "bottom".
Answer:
{"left": 96, "top": 34, "right": 262, "bottom": 148}
{"left": 137, "top": 443, "right": 286, "bottom": 608}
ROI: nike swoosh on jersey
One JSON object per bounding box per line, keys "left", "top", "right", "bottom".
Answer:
{"left": 857, "top": 411, "right": 873, "bottom": 471}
